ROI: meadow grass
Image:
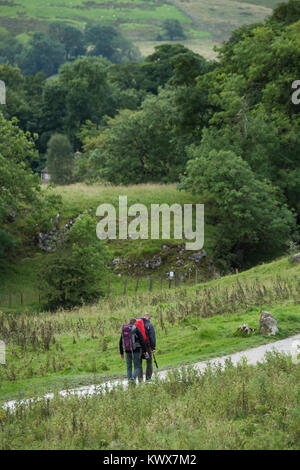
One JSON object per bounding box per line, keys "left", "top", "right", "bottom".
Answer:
{"left": 0, "top": 352, "right": 299, "bottom": 449}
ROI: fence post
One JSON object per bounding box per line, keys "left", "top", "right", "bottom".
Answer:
{"left": 20, "top": 292, "right": 23, "bottom": 306}
{"left": 195, "top": 269, "right": 198, "bottom": 284}
{"left": 9, "top": 294, "right": 12, "bottom": 308}
{"left": 168, "top": 278, "right": 171, "bottom": 289}
{"left": 123, "top": 279, "right": 127, "bottom": 295}
{"left": 149, "top": 279, "right": 153, "bottom": 292}
{"left": 135, "top": 278, "right": 139, "bottom": 293}
{"left": 212, "top": 266, "right": 216, "bottom": 279}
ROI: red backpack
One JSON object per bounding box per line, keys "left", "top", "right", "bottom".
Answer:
{"left": 136, "top": 318, "right": 150, "bottom": 345}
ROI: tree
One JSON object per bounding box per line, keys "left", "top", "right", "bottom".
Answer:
{"left": 57, "top": 57, "right": 115, "bottom": 143}
{"left": 85, "top": 24, "right": 140, "bottom": 63}
{"left": 39, "top": 215, "right": 109, "bottom": 310}
{"left": 39, "top": 78, "right": 68, "bottom": 152}
{"left": 0, "top": 112, "right": 60, "bottom": 268}
{"left": 158, "top": 19, "right": 186, "bottom": 41}
{"left": 142, "top": 44, "right": 190, "bottom": 94}
{"left": 46, "top": 134, "right": 74, "bottom": 185}
{"left": 195, "top": 17, "right": 300, "bottom": 216}
{"left": 180, "top": 148, "right": 295, "bottom": 267}
{"left": 269, "top": 0, "right": 300, "bottom": 26}
{"left": 48, "top": 22, "right": 85, "bottom": 60}
{"left": 84, "top": 90, "right": 186, "bottom": 184}
{"left": 18, "top": 33, "right": 66, "bottom": 77}
{"left": 0, "top": 36, "right": 23, "bottom": 65}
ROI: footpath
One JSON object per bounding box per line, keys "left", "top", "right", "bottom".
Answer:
{"left": 3, "top": 333, "right": 300, "bottom": 411}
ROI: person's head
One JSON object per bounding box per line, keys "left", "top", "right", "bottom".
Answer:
{"left": 144, "top": 313, "right": 151, "bottom": 321}
{"left": 129, "top": 318, "right": 136, "bottom": 325}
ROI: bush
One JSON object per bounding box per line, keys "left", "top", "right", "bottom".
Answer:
{"left": 40, "top": 215, "right": 109, "bottom": 310}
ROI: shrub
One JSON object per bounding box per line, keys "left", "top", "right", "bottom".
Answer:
{"left": 40, "top": 215, "right": 109, "bottom": 310}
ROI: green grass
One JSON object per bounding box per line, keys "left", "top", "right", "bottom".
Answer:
{"left": 0, "top": 255, "right": 299, "bottom": 404}
{"left": 1, "top": 352, "right": 299, "bottom": 449}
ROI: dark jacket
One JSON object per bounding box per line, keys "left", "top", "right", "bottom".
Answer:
{"left": 138, "top": 318, "right": 156, "bottom": 350}
{"left": 119, "top": 326, "right": 147, "bottom": 355}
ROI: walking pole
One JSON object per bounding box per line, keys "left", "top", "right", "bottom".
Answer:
{"left": 153, "top": 352, "right": 158, "bottom": 369}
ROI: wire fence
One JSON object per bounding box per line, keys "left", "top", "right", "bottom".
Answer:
{"left": 0, "top": 268, "right": 210, "bottom": 310}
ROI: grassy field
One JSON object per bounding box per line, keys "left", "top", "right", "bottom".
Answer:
{"left": 0, "top": 0, "right": 282, "bottom": 58}
{"left": 1, "top": 352, "right": 299, "bottom": 449}
{"left": 0, "top": 255, "right": 299, "bottom": 405}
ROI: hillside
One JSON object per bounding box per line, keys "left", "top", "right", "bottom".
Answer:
{"left": 0, "top": 183, "right": 215, "bottom": 309}
{"left": 0, "top": 254, "right": 299, "bottom": 404}
{"left": 0, "top": 0, "right": 282, "bottom": 58}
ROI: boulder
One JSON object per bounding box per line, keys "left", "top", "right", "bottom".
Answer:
{"left": 259, "top": 311, "right": 279, "bottom": 336}
{"left": 236, "top": 324, "right": 255, "bottom": 336}
{"left": 291, "top": 253, "right": 300, "bottom": 264}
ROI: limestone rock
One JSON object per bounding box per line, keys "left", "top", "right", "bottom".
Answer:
{"left": 259, "top": 311, "right": 279, "bottom": 336}
{"left": 144, "top": 256, "right": 162, "bottom": 269}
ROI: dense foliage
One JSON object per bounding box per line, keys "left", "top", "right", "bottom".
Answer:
{"left": 0, "top": 1, "right": 299, "bottom": 270}
{"left": 0, "top": 22, "right": 140, "bottom": 77}
{"left": 0, "top": 112, "right": 61, "bottom": 269}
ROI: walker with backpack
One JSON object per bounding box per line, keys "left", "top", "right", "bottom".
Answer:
{"left": 121, "top": 319, "right": 158, "bottom": 367}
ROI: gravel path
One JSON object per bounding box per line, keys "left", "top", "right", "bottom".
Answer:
{"left": 3, "top": 333, "right": 300, "bottom": 411}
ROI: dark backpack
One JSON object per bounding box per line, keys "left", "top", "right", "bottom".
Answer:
{"left": 122, "top": 324, "right": 137, "bottom": 352}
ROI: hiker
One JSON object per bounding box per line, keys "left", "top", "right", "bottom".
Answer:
{"left": 137, "top": 313, "right": 156, "bottom": 382}
{"left": 119, "top": 318, "right": 148, "bottom": 383}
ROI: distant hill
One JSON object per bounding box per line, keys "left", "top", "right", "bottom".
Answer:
{"left": 0, "top": 0, "right": 282, "bottom": 59}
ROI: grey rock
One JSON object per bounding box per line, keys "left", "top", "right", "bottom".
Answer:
{"left": 188, "top": 250, "right": 207, "bottom": 263}
{"left": 291, "top": 253, "right": 300, "bottom": 263}
{"left": 260, "top": 311, "right": 279, "bottom": 336}
{"left": 144, "top": 256, "right": 162, "bottom": 269}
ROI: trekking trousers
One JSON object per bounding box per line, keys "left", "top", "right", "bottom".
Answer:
{"left": 138, "top": 351, "right": 153, "bottom": 382}
{"left": 125, "top": 349, "right": 142, "bottom": 382}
